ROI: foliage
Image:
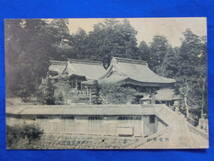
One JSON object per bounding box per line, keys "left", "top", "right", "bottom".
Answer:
{"left": 66, "top": 19, "right": 140, "bottom": 60}
{"left": 5, "top": 19, "right": 69, "bottom": 99}
{"left": 55, "top": 92, "right": 64, "bottom": 105}
{"left": 174, "top": 29, "right": 207, "bottom": 117}
{"left": 159, "top": 47, "right": 179, "bottom": 78}
{"left": 7, "top": 124, "right": 43, "bottom": 149}
{"left": 91, "top": 81, "right": 103, "bottom": 104}
{"left": 42, "top": 78, "right": 55, "bottom": 105}
{"left": 100, "top": 84, "right": 137, "bottom": 104}
{"left": 67, "top": 28, "right": 89, "bottom": 59}
{"left": 37, "top": 78, "right": 55, "bottom": 104}
{"left": 147, "top": 36, "right": 170, "bottom": 74}
{"left": 138, "top": 40, "right": 150, "bottom": 61}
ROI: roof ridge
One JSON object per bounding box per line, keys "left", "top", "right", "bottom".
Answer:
{"left": 49, "top": 60, "right": 67, "bottom": 65}
{"left": 68, "top": 58, "right": 102, "bottom": 65}
{"left": 113, "top": 57, "right": 147, "bottom": 65}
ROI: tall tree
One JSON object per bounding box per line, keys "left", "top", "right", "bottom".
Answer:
{"left": 5, "top": 19, "right": 69, "bottom": 99}
{"left": 85, "top": 19, "right": 140, "bottom": 60}
{"left": 5, "top": 19, "right": 25, "bottom": 96}
{"left": 160, "top": 47, "right": 179, "bottom": 78}
{"left": 148, "top": 35, "right": 170, "bottom": 73}
{"left": 138, "top": 40, "right": 150, "bottom": 61}
{"left": 67, "top": 28, "right": 89, "bottom": 59}
{"left": 176, "top": 29, "right": 207, "bottom": 117}
{"left": 48, "top": 19, "right": 71, "bottom": 60}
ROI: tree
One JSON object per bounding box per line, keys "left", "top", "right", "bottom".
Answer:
{"left": 5, "top": 19, "right": 70, "bottom": 99}
{"left": 85, "top": 19, "right": 140, "bottom": 60}
{"left": 43, "top": 78, "right": 55, "bottom": 105}
{"left": 100, "top": 84, "right": 137, "bottom": 104}
{"left": 5, "top": 19, "right": 49, "bottom": 98}
{"left": 91, "top": 81, "right": 102, "bottom": 104}
{"left": 49, "top": 19, "right": 69, "bottom": 41}
{"left": 148, "top": 35, "right": 170, "bottom": 73}
{"left": 159, "top": 47, "right": 179, "bottom": 78}
{"left": 138, "top": 41, "right": 150, "bottom": 61}
{"left": 175, "top": 29, "right": 207, "bottom": 118}
{"left": 67, "top": 28, "right": 89, "bottom": 59}
{"left": 49, "top": 19, "right": 71, "bottom": 60}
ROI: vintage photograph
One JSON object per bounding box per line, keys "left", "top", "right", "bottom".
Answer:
{"left": 5, "top": 18, "right": 208, "bottom": 149}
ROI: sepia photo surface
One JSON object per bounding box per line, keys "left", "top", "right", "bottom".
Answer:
{"left": 5, "top": 18, "right": 208, "bottom": 149}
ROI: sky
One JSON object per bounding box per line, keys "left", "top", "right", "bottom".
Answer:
{"left": 67, "top": 17, "right": 207, "bottom": 47}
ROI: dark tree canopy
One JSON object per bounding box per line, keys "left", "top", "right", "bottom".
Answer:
{"left": 138, "top": 40, "right": 150, "bottom": 61}
{"left": 5, "top": 19, "right": 69, "bottom": 98}
{"left": 175, "top": 29, "right": 207, "bottom": 113}
{"left": 148, "top": 35, "right": 170, "bottom": 73}
{"left": 84, "top": 19, "right": 139, "bottom": 60}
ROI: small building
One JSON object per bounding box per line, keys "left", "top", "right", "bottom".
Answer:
{"left": 43, "top": 59, "right": 106, "bottom": 104}
{"left": 154, "top": 88, "right": 181, "bottom": 107}
{"left": 6, "top": 104, "right": 168, "bottom": 137}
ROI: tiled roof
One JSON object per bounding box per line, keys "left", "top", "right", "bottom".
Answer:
{"left": 6, "top": 104, "right": 164, "bottom": 116}
{"left": 49, "top": 60, "right": 67, "bottom": 74}
{"left": 99, "top": 57, "right": 176, "bottom": 84}
{"left": 48, "top": 59, "right": 106, "bottom": 80}
{"left": 48, "top": 57, "right": 176, "bottom": 84}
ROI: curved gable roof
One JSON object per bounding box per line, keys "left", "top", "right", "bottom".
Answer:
{"left": 63, "top": 59, "right": 106, "bottom": 80}
{"left": 99, "top": 57, "right": 175, "bottom": 84}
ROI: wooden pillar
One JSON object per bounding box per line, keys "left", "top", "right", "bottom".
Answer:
{"left": 89, "top": 88, "right": 92, "bottom": 104}
{"left": 86, "top": 87, "right": 88, "bottom": 95}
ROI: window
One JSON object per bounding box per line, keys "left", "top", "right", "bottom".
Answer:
{"left": 149, "top": 115, "right": 155, "bottom": 123}
{"left": 118, "top": 116, "right": 129, "bottom": 120}
{"left": 118, "top": 116, "right": 136, "bottom": 120}
{"left": 22, "top": 115, "right": 35, "bottom": 120}
{"left": 61, "top": 115, "right": 75, "bottom": 119}
{"left": 133, "top": 116, "right": 142, "bottom": 120}
{"left": 88, "top": 116, "right": 103, "bottom": 120}
{"left": 36, "top": 115, "right": 49, "bottom": 119}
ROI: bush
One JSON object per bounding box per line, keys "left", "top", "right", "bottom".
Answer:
{"left": 55, "top": 92, "right": 64, "bottom": 105}
{"left": 37, "top": 78, "right": 55, "bottom": 105}
{"left": 92, "top": 80, "right": 103, "bottom": 104}
{"left": 7, "top": 124, "right": 43, "bottom": 149}
{"left": 100, "top": 84, "right": 137, "bottom": 104}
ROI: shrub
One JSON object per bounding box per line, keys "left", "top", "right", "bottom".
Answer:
{"left": 56, "top": 92, "right": 64, "bottom": 104}
{"left": 7, "top": 124, "right": 43, "bottom": 149}
{"left": 92, "top": 81, "right": 103, "bottom": 104}
{"left": 37, "top": 78, "right": 55, "bottom": 105}
{"left": 100, "top": 84, "right": 137, "bottom": 104}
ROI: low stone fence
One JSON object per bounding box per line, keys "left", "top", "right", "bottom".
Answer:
{"left": 187, "top": 123, "right": 208, "bottom": 140}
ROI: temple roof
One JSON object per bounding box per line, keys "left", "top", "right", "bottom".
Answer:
{"left": 99, "top": 57, "right": 176, "bottom": 84}
{"left": 48, "top": 57, "right": 176, "bottom": 84}
{"left": 49, "top": 59, "right": 106, "bottom": 80}
{"left": 63, "top": 59, "right": 106, "bottom": 80}
{"left": 48, "top": 60, "right": 67, "bottom": 74}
